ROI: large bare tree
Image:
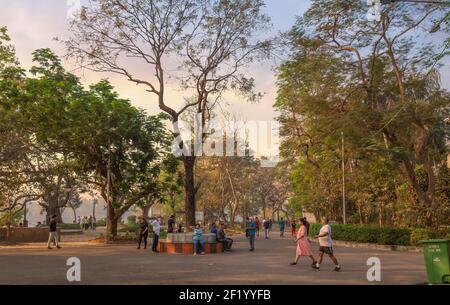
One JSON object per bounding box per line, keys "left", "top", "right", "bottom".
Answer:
{"left": 65, "top": 0, "right": 271, "bottom": 227}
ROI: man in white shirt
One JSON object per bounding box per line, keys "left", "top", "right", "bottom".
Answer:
{"left": 150, "top": 217, "right": 162, "bottom": 253}
{"left": 313, "top": 217, "right": 341, "bottom": 271}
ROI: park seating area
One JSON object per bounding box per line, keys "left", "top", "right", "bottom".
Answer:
{"left": 158, "top": 233, "right": 223, "bottom": 254}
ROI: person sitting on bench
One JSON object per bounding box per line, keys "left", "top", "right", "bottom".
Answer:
{"left": 217, "top": 223, "right": 233, "bottom": 252}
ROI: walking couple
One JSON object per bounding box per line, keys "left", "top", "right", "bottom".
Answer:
{"left": 290, "top": 217, "right": 341, "bottom": 272}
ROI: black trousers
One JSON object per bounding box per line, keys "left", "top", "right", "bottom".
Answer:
{"left": 152, "top": 233, "right": 159, "bottom": 251}
{"left": 138, "top": 232, "right": 148, "bottom": 248}
{"left": 220, "top": 238, "right": 233, "bottom": 251}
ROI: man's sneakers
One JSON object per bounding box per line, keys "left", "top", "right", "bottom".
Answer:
{"left": 311, "top": 264, "right": 341, "bottom": 271}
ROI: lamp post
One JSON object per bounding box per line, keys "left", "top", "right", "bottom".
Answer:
{"left": 341, "top": 132, "right": 347, "bottom": 225}
{"left": 105, "top": 136, "right": 112, "bottom": 244}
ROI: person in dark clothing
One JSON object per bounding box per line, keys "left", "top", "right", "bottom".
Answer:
{"left": 177, "top": 223, "right": 183, "bottom": 233}
{"left": 167, "top": 215, "right": 175, "bottom": 233}
{"left": 210, "top": 223, "right": 218, "bottom": 234}
{"left": 137, "top": 217, "right": 149, "bottom": 249}
{"left": 216, "top": 223, "right": 233, "bottom": 252}
{"left": 47, "top": 215, "right": 61, "bottom": 249}
{"left": 302, "top": 217, "right": 310, "bottom": 235}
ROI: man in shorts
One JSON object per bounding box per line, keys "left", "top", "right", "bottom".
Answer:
{"left": 313, "top": 217, "right": 341, "bottom": 271}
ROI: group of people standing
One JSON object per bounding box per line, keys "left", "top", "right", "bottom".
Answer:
{"left": 253, "top": 217, "right": 273, "bottom": 239}
{"left": 137, "top": 216, "right": 162, "bottom": 252}
{"left": 78, "top": 216, "right": 96, "bottom": 231}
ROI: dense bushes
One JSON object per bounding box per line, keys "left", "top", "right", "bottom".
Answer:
{"left": 308, "top": 224, "right": 437, "bottom": 246}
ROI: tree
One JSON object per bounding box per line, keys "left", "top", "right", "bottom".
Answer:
{"left": 64, "top": 0, "right": 271, "bottom": 227}
{"left": 61, "top": 80, "right": 172, "bottom": 237}
{"left": 276, "top": 0, "right": 450, "bottom": 228}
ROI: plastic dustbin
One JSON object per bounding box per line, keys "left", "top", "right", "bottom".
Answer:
{"left": 418, "top": 239, "right": 450, "bottom": 284}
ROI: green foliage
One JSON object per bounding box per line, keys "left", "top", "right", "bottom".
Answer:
{"left": 308, "top": 224, "right": 444, "bottom": 246}
{"left": 410, "top": 228, "right": 431, "bottom": 246}
{"left": 127, "top": 215, "right": 137, "bottom": 226}
{"left": 95, "top": 219, "right": 106, "bottom": 227}
{"left": 0, "top": 210, "right": 23, "bottom": 227}
{"left": 276, "top": 1, "right": 450, "bottom": 229}
{"left": 59, "top": 223, "right": 83, "bottom": 230}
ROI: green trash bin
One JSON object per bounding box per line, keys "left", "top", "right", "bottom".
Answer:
{"left": 419, "top": 239, "right": 450, "bottom": 284}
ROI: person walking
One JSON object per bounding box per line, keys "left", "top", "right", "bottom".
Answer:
{"left": 279, "top": 217, "right": 286, "bottom": 237}
{"left": 137, "top": 217, "right": 149, "bottom": 250}
{"left": 192, "top": 223, "right": 205, "bottom": 255}
{"left": 290, "top": 218, "right": 316, "bottom": 267}
{"left": 255, "top": 217, "right": 261, "bottom": 237}
{"left": 269, "top": 218, "right": 273, "bottom": 232}
{"left": 47, "top": 215, "right": 61, "bottom": 250}
{"left": 263, "top": 218, "right": 270, "bottom": 239}
{"left": 216, "top": 223, "right": 233, "bottom": 252}
{"left": 302, "top": 217, "right": 310, "bottom": 235}
{"left": 150, "top": 217, "right": 162, "bottom": 253}
{"left": 290, "top": 220, "right": 297, "bottom": 238}
{"left": 246, "top": 217, "right": 257, "bottom": 251}
{"left": 313, "top": 217, "right": 341, "bottom": 271}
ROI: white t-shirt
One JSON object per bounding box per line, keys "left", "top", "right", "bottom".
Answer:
{"left": 318, "top": 224, "right": 333, "bottom": 247}
{"left": 150, "top": 220, "right": 161, "bottom": 235}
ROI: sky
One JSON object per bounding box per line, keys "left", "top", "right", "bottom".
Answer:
{"left": 1, "top": 0, "right": 448, "bottom": 121}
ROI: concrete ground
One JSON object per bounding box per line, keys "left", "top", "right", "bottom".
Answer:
{"left": 0, "top": 230, "right": 427, "bottom": 285}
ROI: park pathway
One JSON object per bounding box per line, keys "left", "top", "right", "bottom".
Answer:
{"left": 0, "top": 230, "right": 426, "bottom": 285}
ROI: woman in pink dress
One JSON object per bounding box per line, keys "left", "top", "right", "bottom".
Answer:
{"left": 290, "top": 218, "right": 316, "bottom": 266}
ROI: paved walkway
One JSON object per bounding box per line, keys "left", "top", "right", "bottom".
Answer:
{"left": 0, "top": 231, "right": 426, "bottom": 285}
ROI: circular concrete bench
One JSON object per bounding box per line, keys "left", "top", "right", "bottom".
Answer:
{"left": 158, "top": 233, "right": 223, "bottom": 254}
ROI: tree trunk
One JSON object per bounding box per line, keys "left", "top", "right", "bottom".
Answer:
{"left": 71, "top": 207, "right": 77, "bottom": 224}
{"left": 106, "top": 202, "right": 116, "bottom": 238}
{"left": 46, "top": 204, "right": 62, "bottom": 224}
{"left": 108, "top": 217, "right": 118, "bottom": 238}
{"left": 141, "top": 199, "right": 155, "bottom": 221}
{"left": 183, "top": 156, "right": 196, "bottom": 230}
